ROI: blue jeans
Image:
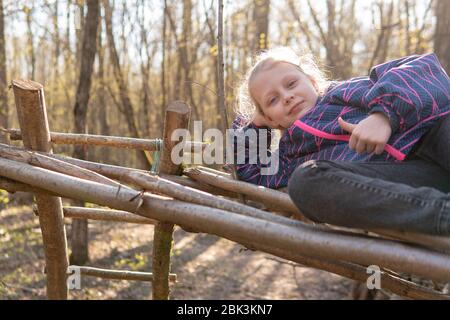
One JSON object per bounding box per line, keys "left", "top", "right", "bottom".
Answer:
{"left": 288, "top": 115, "right": 450, "bottom": 236}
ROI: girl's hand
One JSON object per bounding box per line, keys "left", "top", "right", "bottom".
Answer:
{"left": 338, "top": 113, "right": 392, "bottom": 155}
{"left": 252, "top": 112, "right": 269, "bottom": 127}
{"left": 252, "top": 112, "right": 283, "bottom": 129}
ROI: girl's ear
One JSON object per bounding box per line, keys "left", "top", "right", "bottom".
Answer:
{"left": 309, "top": 76, "right": 319, "bottom": 93}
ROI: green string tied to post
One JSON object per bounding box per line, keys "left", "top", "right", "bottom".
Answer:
{"left": 150, "top": 138, "right": 163, "bottom": 174}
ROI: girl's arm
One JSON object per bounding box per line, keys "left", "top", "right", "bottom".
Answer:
{"left": 229, "top": 117, "right": 294, "bottom": 189}
{"left": 363, "top": 53, "right": 450, "bottom": 133}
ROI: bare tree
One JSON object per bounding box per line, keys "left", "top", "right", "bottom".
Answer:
{"left": 103, "top": 0, "right": 150, "bottom": 170}
{"left": 0, "top": 0, "right": 7, "bottom": 144}
{"left": 160, "top": 0, "right": 168, "bottom": 136}
{"left": 204, "top": 0, "right": 223, "bottom": 130}
{"left": 369, "top": 1, "right": 397, "bottom": 68}
{"left": 95, "top": 19, "right": 111, "bottom": 159}
{"left": 434, "top": 0, "right": 450, "bottom": 72}
{"left": 165, "top": 0, "right": 200, "bottom": 121}
{"left": 252, "top": 0, "right": 270, "bottom": 53}
{"left": 71, "top": 0, "right": 100, "bottom": 265}
{"left": 137, "top": 0, "right": 157, "bottom": 138}
{"left": 24, "top": 5, "right": 35, "bottom": 80}
{"left": 75, "top": 0, "right": 85, "bottom": 71}
{"left": 305, "top": 0, "right": 357, "bottom": 79}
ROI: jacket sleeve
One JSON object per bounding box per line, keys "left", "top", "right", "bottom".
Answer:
{"left": 229, "top": 117, "right": 296, "bottom": 189}
{"left": 363, "top": 53, "right": 450, "bottom": 133}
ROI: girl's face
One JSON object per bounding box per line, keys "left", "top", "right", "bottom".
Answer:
{"left": 249, "top": 61, "right": 319, "bottom": 129}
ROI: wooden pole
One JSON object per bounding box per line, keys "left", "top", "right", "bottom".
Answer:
{"left": 72, "top": 266, "right": 177, "bottom": 282}
{"left": 217, "top": 0, "right": 246, "bottom": 205}
{"left": 124, "top": 171, "right": 304, "bottom": 229}
{"left": 0, "top": 176, "right": 54, "bottom": 195}
{"left": 6, "top": 144, "right": 237, "bottom": 197}
{"left": 2, "top": 128, "right": 205, "bottom": 152}
{"left": 63, "top": 207, "right": 157, "bottom": 224}
{"left": 152, "top": 101, "right": 190, "bottom": 300}
{"left": 0, "top": 143, "right": 121, "bottom": 188}
{"left": 11, "top": 79, "right": 69, "bottom": 300}
{"left": 184, "top": 167, "right": 301, "bottom": 216}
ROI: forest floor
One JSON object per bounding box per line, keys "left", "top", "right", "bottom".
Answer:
{"left": 1, "top": 203, "right": 362, "bottom": 300}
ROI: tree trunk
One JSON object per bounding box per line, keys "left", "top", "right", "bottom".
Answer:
{"left": 204, "top": 4, "right": 222, "bottom": 131}
{"left": 25, "top": 6, "right": 35, "bottom": 80}
{"left": 434, "top": 0, "right": 450, "bottom": 73}
{"left": 252, "top": 0, "right": 270, "bottom": 53}
{"left": 71, "top": 0, "right": 100, "bottom": 265}
{"left": 52, "top": 1, "right": 60, "bottom": 92}
{"left": 103, "top": 0, "right": 150, "bottom": 170}
{"left": 75, "top": 0, "right": 85, "bottom": 72}
{"left": 96, "top": 15, "right": 111, "bottom": 162}
{"left": 138, "top": 1, "right": 153, "bottom": 138}
{"left": 181, "top": 0, "right": 199, "bottom": 122}
{"left": 160, "top": 0, "right": 167, "bottom": 137}
{"left": 0, "top": 0, "right": 8, "bottom": 144}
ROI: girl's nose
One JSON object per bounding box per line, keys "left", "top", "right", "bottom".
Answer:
{"left": 284, "top": 95, "right": 294, "bottom": 104}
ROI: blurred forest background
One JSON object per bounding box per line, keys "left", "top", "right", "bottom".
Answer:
{"left": 0, "top": 0, "right": 448, "bottom": 170}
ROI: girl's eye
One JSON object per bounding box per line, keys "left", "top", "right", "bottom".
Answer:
{"left": 268, "top": 97, "right": 277, "bottom": 105}
{"left": 288, "top": 80, "right": 297, "bottom": 88}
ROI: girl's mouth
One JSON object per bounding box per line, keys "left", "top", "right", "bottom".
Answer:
{"left": 288, "top": 101, "right": 304, "bottom": 115}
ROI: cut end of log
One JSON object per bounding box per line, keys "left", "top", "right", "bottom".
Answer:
{"left": 166, "top": 101, "right": 190, "bottom": 114}
{"left": 11, "top": 79, "right": 43, "bottom": 91}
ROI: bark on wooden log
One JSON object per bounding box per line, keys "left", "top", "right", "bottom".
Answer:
{"left": 0, "top": 143, "right": 121, "bottom": 188}
{"left": 160, "top": 174, "right": 237, "bottom": 198}
{"left": 184, "top": 167, "right": 302, "bottom": 216}
{"left": 2, "top": 157, "right": 450, "bottom": 284}
{"left": 122, "top": 170, "right": 305, "bottom": 229}
{"left": 22, "top": 146, "right": 235, "bottom": 197}
{"left": 371, "top": 229, "right": 450, "bottom": 255}
{"left": 153, "top": 101, "right": 190, "bottom": 300}
{"left": 0, "top": 176, "right": 54, "bottom": 195}
{"left": 11, "top": 79, "right": 69, "bottom": 300}
{"left": 158, "top": 101, "right": 191, "bottom": 176}
{"left": 63, "top": 206, "right": 156, "bottom": 225}
{"left": 72, "top": 266, "right": 177, "bottom": 282}
{"left": 2, "top": 128, "right": 205, "bottom": 152}
{"left": 28, "top": 145, "right": 237, "bottom": 198}
{"left": 195, "top": 165, "right": 231, "bottom": 177}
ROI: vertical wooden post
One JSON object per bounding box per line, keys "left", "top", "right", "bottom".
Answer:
{"left": 12, "top": 79, "right": 69, "bottom": 300}
{"left": 152, "top": 101, "right": 190, "bottom": 300}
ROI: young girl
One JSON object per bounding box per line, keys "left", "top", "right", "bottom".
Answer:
{"left": 231, "top": 47, "right": 450, "bottom": 235}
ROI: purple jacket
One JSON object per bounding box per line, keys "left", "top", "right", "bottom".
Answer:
{"left": 231, "top": 53, "right": 450, "bottom": 189}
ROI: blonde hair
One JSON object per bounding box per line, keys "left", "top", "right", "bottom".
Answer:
{"left": 235, "top": 47, "right": 330, "bottom": 123}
